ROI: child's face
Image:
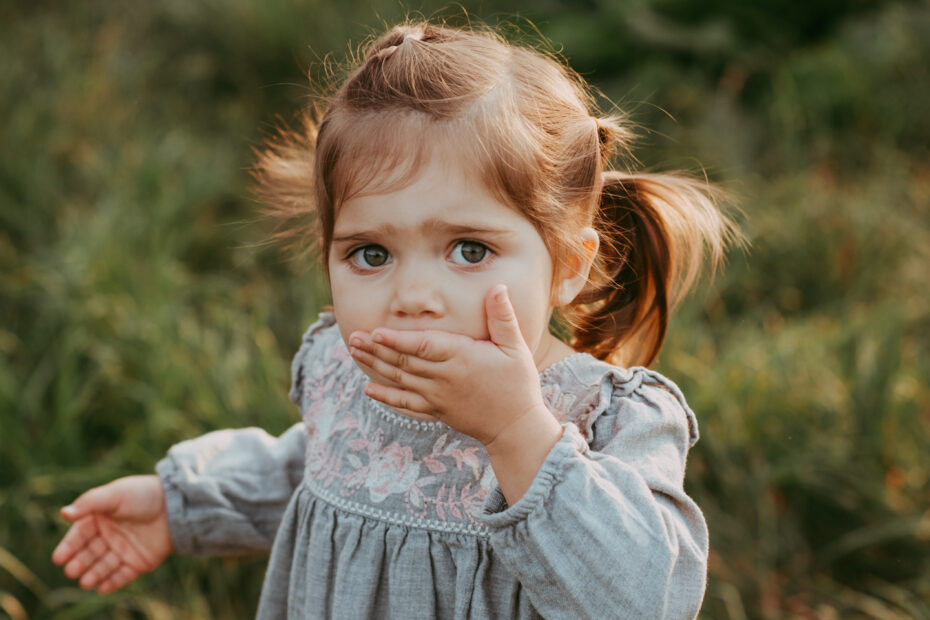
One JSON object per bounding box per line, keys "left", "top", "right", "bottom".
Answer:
{"left": 328, "top": 149, "right": 565, "bottom": 372}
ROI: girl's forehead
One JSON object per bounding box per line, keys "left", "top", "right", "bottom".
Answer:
{"left": 336, "top": 157, "right": 508, "bottom": 223}
{"left": 335, "top": 144, "right": 509, "bottom": 221}
{"left": 342, "top": 134, "right": 474, "bottom": 196}
{"left": 329, "top": 111, "right": 511, "bottom": 211}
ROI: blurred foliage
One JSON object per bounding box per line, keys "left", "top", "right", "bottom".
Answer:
{"left": 1, "top": 0, "right": 928, "bottom": 618}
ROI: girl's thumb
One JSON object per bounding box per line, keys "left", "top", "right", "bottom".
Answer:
{"left": 61, "top": 484, "right": 120, "bottom": 521}
{"left": 486, "top": 285, "right": 524, "bottom": 350}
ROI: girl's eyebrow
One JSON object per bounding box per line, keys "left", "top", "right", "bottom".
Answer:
{"left": 332, "top": 219, "right": 515, "bottom": 242}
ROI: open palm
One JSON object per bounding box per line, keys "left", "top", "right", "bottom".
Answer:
{"left": 52, "top": 475, "right": 173, "bottom": 594}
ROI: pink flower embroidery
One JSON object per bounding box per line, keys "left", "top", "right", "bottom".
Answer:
{"left": 365, "top": 442, "right": 420, "bottom": 502}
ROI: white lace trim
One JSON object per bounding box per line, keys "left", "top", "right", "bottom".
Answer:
{"left": 302, "top": 477, "right": 491, "bottom": 537}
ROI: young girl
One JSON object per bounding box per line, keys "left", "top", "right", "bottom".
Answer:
{"left": 53, "top": 21, "right": 733, "bottom": 619}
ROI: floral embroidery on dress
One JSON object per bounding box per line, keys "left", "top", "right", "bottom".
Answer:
{"left": 542, "top": 381, "right": 600, "bottom": 441}
{"left": 299, "top": 330, "right": 493, "bottom": 526}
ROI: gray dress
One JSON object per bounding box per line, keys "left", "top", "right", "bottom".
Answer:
{"left": 156, "top": 314, "right": 708, "bottom": 619}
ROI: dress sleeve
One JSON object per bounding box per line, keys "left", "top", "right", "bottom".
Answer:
{"left": 480, "top": 369, "right": 708, "bottom": 620}
{"left": 155, "top": 314, "right": 336, "bottom": 556}
{"left": 156, "top": 422, "right": 307, "bottom": 555}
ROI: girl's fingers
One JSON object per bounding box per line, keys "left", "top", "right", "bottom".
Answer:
{"left": 353, "top": 337, "right": 438, "bottom": 376}
{"left": 52, "top": 538, "right": 76, "bottom": 566}
{"left": 350, "top": 357, "right": 399, "bottom": 394}
{"left": 351, "top": 346, "right": 433, "bottom": 391}
{"left": 363, "top": 381, "right": 433, "bottom": 415}
{"left": 53, "top": 517, "right": 99, "bottom": 566}
{"left": 367, "top": 342, "right": 438, "bottom": 377}
{"left": 62, "top": 484, "right": 121, "bottom": 522}
{"left": 79, "top": 550, "right": 121, "bottom": 590}
{"left": 366, "top": 328, "right": 458, "bottom": 362}
{"left": 98, "top": 565, "right": 138, "bottom": 594}
{"left": 64, "top": 537, "right": 106, "bottom": 580}
{"left": 484, "top": 285, "right": 525, "bottom": 351}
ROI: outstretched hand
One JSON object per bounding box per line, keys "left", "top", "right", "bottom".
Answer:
{"left": 52, "top": 475, "right": 173, "bottom": 594}
{"left": 348, "top": 284, "right": 555, "bottom": 450}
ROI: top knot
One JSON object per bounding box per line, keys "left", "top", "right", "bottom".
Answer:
{"left": 367, "top": 26, "right": 429, "bottom": 62}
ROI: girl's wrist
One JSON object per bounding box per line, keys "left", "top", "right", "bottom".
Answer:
{"left": 483, "top": 404, "right": 561, "bottom": 457}
{"left": 483, "top": 404, "right": 563, "bottom": 505}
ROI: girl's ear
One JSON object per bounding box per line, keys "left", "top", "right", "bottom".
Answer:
{"left": 554, "top": 227, "right": 599, "bottom": 306}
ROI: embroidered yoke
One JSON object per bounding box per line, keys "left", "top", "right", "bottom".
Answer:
{"left": 157, "top": 314, "right": 709, "bottom": 619}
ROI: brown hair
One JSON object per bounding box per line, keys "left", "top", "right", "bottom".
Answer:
{"left": 254, "top": 20, "right": 737, "bottom": 367}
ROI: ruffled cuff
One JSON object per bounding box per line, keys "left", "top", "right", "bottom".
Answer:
{"left": 155, "top": 455, "right": 197, "bottom": 554}
{"left": 479, "top": 422, "right": 588, "bottom": 528}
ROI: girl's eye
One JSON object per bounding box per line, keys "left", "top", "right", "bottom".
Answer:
{"left": 351, "top": 245, "right": 390, "bottom": 268}
{"left": 450, "top": 240, "right": 490, "bottom": 265}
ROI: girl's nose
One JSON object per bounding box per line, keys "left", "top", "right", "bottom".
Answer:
{"left": 389, "top": 279, "right": 445, "bottom": 319}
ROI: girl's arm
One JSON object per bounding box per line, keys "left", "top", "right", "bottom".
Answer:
{"left": 53, "top": 423, "right": 307, "bottom": 594}
{"left": 142, "top": 315, "right": 334, "bottom": 555}
{"left": 480, "top": 379, "right": 707, "bottom": 620}
{"left": 155, "top": 421, "right": 307, "bottom": 555}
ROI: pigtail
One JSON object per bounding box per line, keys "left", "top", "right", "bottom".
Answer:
{"left": 571, "top": 170, "right": 734, "bottom": 367}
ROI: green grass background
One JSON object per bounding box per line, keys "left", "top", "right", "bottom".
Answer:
{"left": 2, "top": 0, "right": 928, "bottom": 618}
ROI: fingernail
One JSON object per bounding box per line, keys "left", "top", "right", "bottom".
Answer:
{"left": 372, "top": 332, "right": 384, "bottom": 344}
{"left": 494, "top": 286, "right": 507, "bottom": 303}
{"left": 350, "top": 337, "right": 361, "bottom": 348}
{"left": 62, "top": 505, "right": 76, "bottom": 516}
